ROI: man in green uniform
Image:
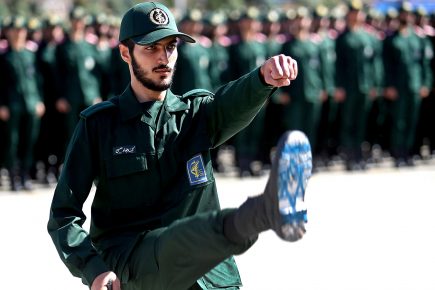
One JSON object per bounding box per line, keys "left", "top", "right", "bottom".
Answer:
{"left": 0, "top": 16, "right": 45, "bottom": 190}
{"left": 47, "top": 2, "right": 311, "bottom": 290}
{"left": 34, "top": 16, "right": 65, "bottom": 182}
{"left": 382, "top": 2, "right": 433, "bottom": 166}
{"left": 334, "top": 0, "right": 381, "bottom": 171}
{"left": 171, "top": 9, "right": 212, "bottom": 95}
{"left": 280, "top": 7, "right": 326, "bottom": 158}
{"left": 55, "top": 7, "right": 102, "bottom": 162}
{"left": 227, "top": 7, "right": 268, "bottom": 176}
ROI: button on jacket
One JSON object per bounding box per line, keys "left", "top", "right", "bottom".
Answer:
{"left": 48, "top": 68, "right": 274, "bottom": 285}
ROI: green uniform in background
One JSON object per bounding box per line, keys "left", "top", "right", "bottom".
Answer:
{"left": 316, "top": 30, "right": 339, "bottom": 160}
{"left": 34, "top": 29, "right": 64, "bottom": 177}
{"left": 228, "top": 38, "right": 268, "bottom": 175}
{"left": 0, "top": 45, "right": 43, "bottom": 188}
{"left": 47, "top": 68, "right": 274, "bottom": 289}
{"left": 335, "top": 26, "right": 381, "bottom": 169}
{"left": 280, "top": 36, "right": 324, "bottom": 150}
{"left": 171, "top": 40, "right": 212, "bottom": 95}
{"left": 109, "top": 45, "right": 130, "bottom": 97}
{"left": 383, "top": 26, "right": 433, "bottom": 164}
{"left": 55, "top": 36, "right": 101, "bottom": 154}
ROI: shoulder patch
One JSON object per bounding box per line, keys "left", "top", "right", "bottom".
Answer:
{"left": 80, "top": 101, "right": 116, "bottom": 119}
{"left": 181, "top": 89, "right": 214, "bottom": 100}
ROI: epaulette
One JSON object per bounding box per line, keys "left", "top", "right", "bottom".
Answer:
{"left": 181, "top": 89, "right": 214, "bottom": 100}
{"left": 80, "top": 100, "right": 116, "bottom": 119}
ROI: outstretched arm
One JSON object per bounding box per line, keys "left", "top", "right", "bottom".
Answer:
{"left": 205, "top": 54, "right": 298, "bottom": 147}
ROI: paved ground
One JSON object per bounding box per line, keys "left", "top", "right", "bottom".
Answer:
{"left": 1, "top": 159, "right": 434, "bottom": 290}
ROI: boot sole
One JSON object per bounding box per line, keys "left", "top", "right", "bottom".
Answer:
{"left": 277, "top": 131, "right": 312, "bottom": 231}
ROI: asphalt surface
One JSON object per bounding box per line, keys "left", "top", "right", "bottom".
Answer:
{"left": 1, "top": 159, "right": 434, "bottom": 290}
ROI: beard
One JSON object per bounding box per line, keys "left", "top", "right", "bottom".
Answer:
{"left": 131, "top": 53, "right": 175, "bottom": 92}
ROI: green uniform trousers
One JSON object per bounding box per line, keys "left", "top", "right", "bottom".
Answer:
{"left": 100, "top": 210, "right": 256, "bottom": 290}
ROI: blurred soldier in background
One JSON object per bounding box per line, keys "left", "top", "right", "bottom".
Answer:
{"left": 55, "top": 7, "right": 102, "bottom": 162}
{"left": 203, "top": 11, "right": 232, "bottom": 172}
{"left": 34, "top": 16, "right": 65, "bottom": 183}
{"left": 109, "top": 16, "right": 130, "bottom": 98}
{"left": 334, "top": 0, "right": 381, "bottom": 171}
{"left": 0, "top": 16, "right": 45, "bottom": 191}
{"left": 171, "top": 9, "right": 212, "bottom": 95}
{"left": 413, "top": 6, "right": 435, "bottom": 159}
{"left": 262, "top": 9, "right": 287, "bottom": 166}
{"left": 310, "top": 5, "right": 339, "bottom": 167}
{"left": 383, "top": 1, "right": 433, "bottom": 167}
{"left": 0, "top": 19, "right": 9, "bottom": 172}
{"left": 228, "top": 7, "right": 268, "bottom": 177}
{"left": 280, "top": 7, "right": 326, "bottom": 169}
{"left": 204, "top": 11, "right": 231, "bottom": 91}
{"left": 93, "top": 13, "right": 113, "bottom": 101}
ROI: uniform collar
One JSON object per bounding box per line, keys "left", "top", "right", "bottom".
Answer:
{"left": 119, "top": 85, "right": 189, "bottom": 122}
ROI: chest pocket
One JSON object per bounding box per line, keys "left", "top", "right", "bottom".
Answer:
{"left": 104, "top": 153, "right": 161, "bottom": 207}
{"left": 106, "top": 153, "right": 147, "bottom": 178}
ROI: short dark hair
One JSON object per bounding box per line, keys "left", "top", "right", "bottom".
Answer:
{"left": 120, "top": 38, "right": 135, "bottom": 55}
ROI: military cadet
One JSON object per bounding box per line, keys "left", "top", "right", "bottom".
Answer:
{"left": 203, "top": 11, "right": 231, "bottom": 91}
{"left": 227, "top": 7, "right": 269, "bottom": 176}
{"left": 171, "top": 9, "right": 212, "bottom": 95}
{"left": 261, "top": 9, "right": 286, "bottom": 57}
{"left": 0, "top": 16, "right": 45, "bottom": 190}
{"left": 55, "top": 7, "right": 102, "bottom": 162}
{"left": 307, "top": 5, "right": 339, "bottom": 168}
{"left": 413, "top": 6, "right": 435, "bottom": 159}
{"left": 363, "top": 8, "right": 386, "bottom": 162}
{"left": 429, "top": 12, "right": 435, "bottom": 155}
{"left": 108, "top": 16, "right": 131, "bottom": 98}
{"left": 334, "top": 0, "right": 381, "bottom": 171}
{"left": 202, "top": 11, "right": 232, "bottom": 172}
{"left": 34, "top": 15, "right": 65, "bottom": 183}
{"left": 47, "top": 2, "right": 310, "bottom": 290}
{"left": 0, "top": 18, "right": 9, "bottom": 170}
{"left": 279, "top": 7, "right": 326, "bottom": 162}
{"left": 261, "top": 9, "right": 288, "bottom": 165}
{"left": 91, "top": 13, "right": 113, "bottom": 101}
{"left": 383, "top": 2, "right": 433, "bottom": 167}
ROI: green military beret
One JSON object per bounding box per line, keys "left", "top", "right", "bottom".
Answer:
{"left": 119, "top": 1, "right": 195, "bottom": 45}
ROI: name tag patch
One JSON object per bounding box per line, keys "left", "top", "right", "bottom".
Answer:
{"left": 113, "top": 145, "right": 136, "bottom": 155}
{"left": 187, "top": 154, "right": 208, "bottom": 185}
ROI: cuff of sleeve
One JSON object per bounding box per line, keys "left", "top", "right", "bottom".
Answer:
{"left": 82, "top": 256, "right": 111, "bottom": 286}
{"left": 255, "top": 67, "right": 274, "bottom": 88}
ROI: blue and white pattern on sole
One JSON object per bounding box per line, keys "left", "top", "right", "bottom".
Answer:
{"left": 278, "top": 131, "right": 312, "bottom": 229}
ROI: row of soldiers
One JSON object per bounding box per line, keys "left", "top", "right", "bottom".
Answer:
{"left": 0, "top": 1, "right": 434, "bottom": 190}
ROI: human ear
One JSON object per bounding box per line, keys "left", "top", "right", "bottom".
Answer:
{"left": 119, "top": 44, "right": 131, "bottom": 64}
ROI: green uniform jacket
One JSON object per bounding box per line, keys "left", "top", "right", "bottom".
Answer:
{"left": 335, "top": 27, "right": 380, "bottom": 95}
{"left": 55, "top": 38, "right": 101, "bottom": 106}
{"left": 383, "top": 27, "right": 433, "bottom": 94}
{"left": 47, "top": 68, "right": 274, "bottom": 286}
{"left": 171, "top": 42, "right": 212, "bottom": 95}
{"left": 281, "top": 37, "right": 323, "bottom": 103}
{"left": 0, "top": 48, "right": 42, "bottom": 112}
